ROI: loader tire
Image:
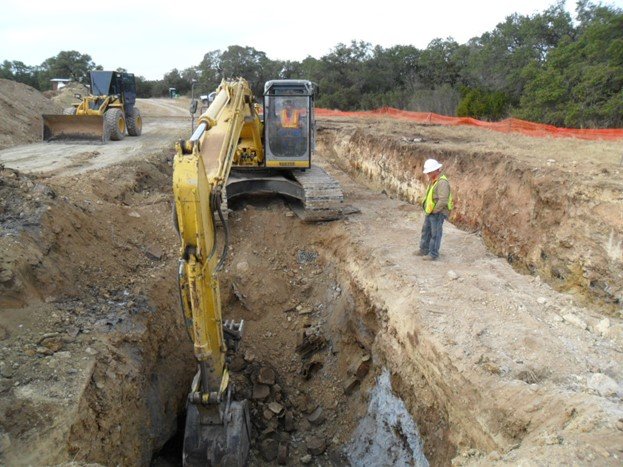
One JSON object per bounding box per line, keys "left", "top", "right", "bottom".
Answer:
{"left": 62, "top": 107, "right": 76, "bottom": 115}
{"left": 105, "top": 108, "right": 126, "bottom": 141}
{"left": 126, "top": 107, "right": 142, "bottom": 136}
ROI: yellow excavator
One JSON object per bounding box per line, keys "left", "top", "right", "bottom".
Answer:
{"left": 173, "top": 78, "right": 342, "bottom": 465}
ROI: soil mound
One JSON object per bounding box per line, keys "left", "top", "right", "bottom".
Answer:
{"left": 0, "top": 79, "right": 62, "bottom": 150}
{"left": 47, "top": 82, "right": 89, "bottom": 109}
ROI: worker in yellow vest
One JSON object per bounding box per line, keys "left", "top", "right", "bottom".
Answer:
{"left": 280, "top": 100, "right": 301, "bottom": 129}
{"left": 416, "top": 158, "right": 454, "bottom": 261}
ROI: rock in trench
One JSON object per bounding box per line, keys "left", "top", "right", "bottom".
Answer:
{"left": 306, "top": 436, "right": 326, "bottom": 456}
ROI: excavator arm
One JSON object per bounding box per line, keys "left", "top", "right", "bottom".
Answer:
{"left": 172, "top": 76, "right": 342, "bottom": 465}
{"left": 173, "top": 78, "right": 261, "bottom": 466}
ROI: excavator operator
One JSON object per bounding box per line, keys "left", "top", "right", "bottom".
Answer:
{"left": 280, "top": 99, "right": 301, "bottom": 129}
{"left": 276, "top": 98, "right": 306, "bottom": 155}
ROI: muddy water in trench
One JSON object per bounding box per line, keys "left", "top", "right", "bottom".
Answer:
{"left": 153, "top": 198, "right": 429, "bottom": 466}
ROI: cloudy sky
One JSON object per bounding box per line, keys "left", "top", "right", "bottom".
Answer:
{"left": 1, "top": 0, "right": 622, "bottom": 80}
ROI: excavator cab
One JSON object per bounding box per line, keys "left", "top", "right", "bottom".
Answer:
{"left": 263, "top": 80, "right": 316, "bottom": 168}
{"left": 226, "top": 79, "right": 342, "bottom": 221}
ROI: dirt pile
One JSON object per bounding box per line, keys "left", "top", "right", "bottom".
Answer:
{"left": 0, "top": 163, "right": 58, "bottom": 307}
{"left": 0, "top": 79, "right": 62, "bottom": 150}
{"left": 46, "top": 82, "right": 90, "bottom": 109}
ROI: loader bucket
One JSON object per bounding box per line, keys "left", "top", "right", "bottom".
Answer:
{"left": 42, "top": 114, "right": 106, "bottom": 142}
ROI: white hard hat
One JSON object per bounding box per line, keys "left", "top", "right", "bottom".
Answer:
{"left": 423, "top": 159, "right": 442, "bottom": 174}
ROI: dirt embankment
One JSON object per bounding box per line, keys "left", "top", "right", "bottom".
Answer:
{"left": 317, "top": 119, "right": 623, "bottom": 315}
{"left": 215, "top": 201, "right": 384, "bottom": 464}
{"left": 309, "top": 132, "right": 623, "bottom": 464}
{"left": 0, "top": 153, "right": 194, "bottom": 465}
{"left": 0, "top": 79, "right": 62, "bottom": 150}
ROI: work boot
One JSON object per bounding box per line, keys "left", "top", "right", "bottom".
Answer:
{"left": 414, "top": 250, "right": 428, "bottom": 256}
{"left": 422, "top": 256, "right": 437, "bottom": 261}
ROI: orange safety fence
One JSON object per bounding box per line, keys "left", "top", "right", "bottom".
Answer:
{"left": 316, "top": 107, "right": 623, "bottom": 141}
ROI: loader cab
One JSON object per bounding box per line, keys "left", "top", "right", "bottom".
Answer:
{"left": 90, "top": 71, "right": 137, "bottom": 109}
{"left": 263, "top": 80, "right": 317, "bottom": 169}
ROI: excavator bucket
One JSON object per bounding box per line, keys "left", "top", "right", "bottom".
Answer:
{"left": 42, "top": 114, "right": 106, "bottom": 142}
{"left": 183, "top": 400, "right": 251, "bottom": 466}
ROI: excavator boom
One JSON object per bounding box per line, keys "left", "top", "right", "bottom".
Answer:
{"left": 173, "top": 78, "right": 258, "bottom": 466}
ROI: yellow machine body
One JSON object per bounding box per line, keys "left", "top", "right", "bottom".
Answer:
{"left": 173, "top": 77, "right": 341, "bottom": 465}
{"left": 43, "top": 70, "right": 140, "bottom": 143}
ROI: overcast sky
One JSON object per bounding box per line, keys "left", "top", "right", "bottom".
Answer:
{"left": 1, "top": 0, "right": 622, "bottom": 80}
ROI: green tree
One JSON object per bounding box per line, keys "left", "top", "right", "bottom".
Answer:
{"left": 196, "top": 50, "right": 223, "bottom": 94}
{"left": 457, "top": 87, "right": 509, "bottom": 120}
{"left": 163, "top": 68, "right": 190, "bottom": 95}
{"left": 370, "top": 45, "right": 421, "bottom": 109}
{"left": 135, "top": 76, "right": 156, "bottom": 98}
{"left": 39, "top": 51, "right": 101, "bottom": 89}
{"left": 0, "top": 60, "right": 41, "bottom": 89}
{"left": 298, "top": 56, "right": 322, "bottom": 80}
{"left": 516, "top": 2, "right": 623, "bottom": 127}
{"left": 461, "top": 2, "right": 573, "bottom": 107}
{"left": 418, "top": 38, "right": 461, "bottom": 88}
{"left": 219, "top": 46, "right": 281, "bottom": 96}
{"left": 314, "top": 41, "right": 373, "bottom": 109}
{"left": 279, "top": 60, "right": 305, "bottom": 79}
{"left": 181, "top": 67, "right": 201, "bottom": 96}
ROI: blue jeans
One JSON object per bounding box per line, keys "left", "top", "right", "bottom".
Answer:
{"left": 419, "top": 212, "right": 446, "bottom": 259}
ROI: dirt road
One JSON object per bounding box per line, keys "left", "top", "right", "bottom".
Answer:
{"left": 1, "top": 96, "right": 622, "bottom": 466}
{"left": 0, "top": 98, "right": 189, "bottom": 176}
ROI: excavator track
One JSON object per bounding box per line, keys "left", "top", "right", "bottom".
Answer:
{"left": 224, "top": 165, "right": 343, "bottom": 222}
{"left": 290, "top": 165, "right": 343, "bottom": 221}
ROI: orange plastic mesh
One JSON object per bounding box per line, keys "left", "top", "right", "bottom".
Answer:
{"left": 316, "top": 107, "right": 623, "bottom": 141}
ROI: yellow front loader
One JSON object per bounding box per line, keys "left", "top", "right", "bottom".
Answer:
{"left": 43, "top": 71, "right": 142, "bottom": 143}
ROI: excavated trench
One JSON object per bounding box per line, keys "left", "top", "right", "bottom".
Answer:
{"left": 152, "top": 196, "right": 432, "bottom": 465}
{"left": 2, "top": 119, "right": 622, "bottom": 466}
{"left": 1, "top": 148, "right": 434, "bottom": 465}
{"left": 155, "top": 122, "right": 623, "bottom": 464}
{"left": 316, "top": 121, "right": 623, "bottom": 314}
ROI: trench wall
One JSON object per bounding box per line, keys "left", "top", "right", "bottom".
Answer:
{"left": 0, "top": 155, "right": 194, "bottom": 466}
{"left": 317, "top": 127, "right": 623, "bottom": 314}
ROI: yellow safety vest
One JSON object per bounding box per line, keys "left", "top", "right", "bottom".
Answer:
{"left": 424, "top": 174, "right": 454, "bottom": 214}
{"left": 280, "top": 109, "right": 300, "bottom": 128}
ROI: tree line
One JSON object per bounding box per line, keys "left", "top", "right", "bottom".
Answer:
{"left": 2, "top": 1, "right": 621, "bottom": 128}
